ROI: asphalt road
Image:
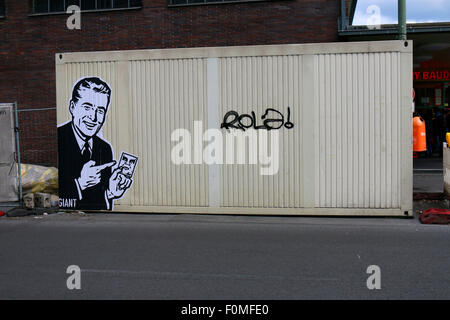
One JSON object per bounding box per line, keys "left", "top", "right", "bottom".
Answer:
{"left": 0, "top": 212, "right": 449, "bottom": 299}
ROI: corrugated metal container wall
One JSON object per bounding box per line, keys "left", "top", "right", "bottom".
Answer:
{"left": 56, "top": 41, "right": 413, "bottom": 216}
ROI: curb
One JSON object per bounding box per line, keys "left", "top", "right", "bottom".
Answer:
{"left": 413, "top": 169, "right": 443, "bottom": 174}
{"left": 413, "top": 192, "right": 449, "bottom": 200}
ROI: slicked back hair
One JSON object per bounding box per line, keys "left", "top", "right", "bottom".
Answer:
{"left": 71, "top": 77, "right": 112, "bottom": 107}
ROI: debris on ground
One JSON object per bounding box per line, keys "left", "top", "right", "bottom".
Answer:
{"left": 6, "top": 207, "right": 59, "bottom": 217}
{"left": 419, "top": 208, "right": 450, "bottom": 225}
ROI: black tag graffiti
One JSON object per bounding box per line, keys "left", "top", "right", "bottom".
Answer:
{"left": 221, "top": 107, "right": 294, "bottom": 131}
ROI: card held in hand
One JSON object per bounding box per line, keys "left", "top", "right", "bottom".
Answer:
{"left": 118, "top": 152, "right": 138, "bottom": 179}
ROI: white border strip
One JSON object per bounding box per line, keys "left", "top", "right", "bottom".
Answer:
{"left": 57, "top": 41, "right": 412, "bottom": 64}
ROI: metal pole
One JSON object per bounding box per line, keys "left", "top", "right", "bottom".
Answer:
{"left": 398, "top": 0, "right": 407, "bottom": 40}
{"left": 341, "top": 0, "right": 347, "bottom": 30}
{"left": 14, "top": 101, "right": 23, "bottom": 207}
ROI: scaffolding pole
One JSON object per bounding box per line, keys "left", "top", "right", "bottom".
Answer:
{"left": 398, "top": 0, "right": 407, "bottom": 40}
{"left": 14, "top": 101, "right": 23, "bottom": 207}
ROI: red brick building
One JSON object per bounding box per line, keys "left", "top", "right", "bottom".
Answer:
{"left": 0, "top": 0, "right": 347, "bottom": 167}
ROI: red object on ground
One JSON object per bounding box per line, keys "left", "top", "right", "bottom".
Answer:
{"left": 0, "top": 211, "right": 5, "bottom": 217}
{"left": 420, "top": 208, "right": 450, "bottom": 224}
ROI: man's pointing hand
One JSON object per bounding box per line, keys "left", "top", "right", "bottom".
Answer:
{"left": 77, "top": 160, "right": 116, "bottom": 191}
{"left": 93, "top": 161, "right": 116, "bottom": 173}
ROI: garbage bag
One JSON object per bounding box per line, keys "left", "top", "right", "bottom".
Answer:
{"left": 19, "top": 164, "right": 58, "bottom": 195}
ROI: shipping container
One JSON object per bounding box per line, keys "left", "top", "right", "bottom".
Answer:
{"left": 56, "top": 40, "right": 413, "bottom": 216}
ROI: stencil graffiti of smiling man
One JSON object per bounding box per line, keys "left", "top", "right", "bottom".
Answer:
{"left": 58, "top": 77, "right": 133, "bottom": 210}
{"left": 71, "top": 81, "right": 108, "bottom": 139}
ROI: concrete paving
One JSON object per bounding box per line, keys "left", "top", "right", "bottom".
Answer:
{"left": 414, "top": 172, "right": 444, "bottom": 193}
{"left": 0, "top": 212, "right": 449, "bottom": 300}
{"left": 413, "top": 157, "right": 445, "bottom": 194}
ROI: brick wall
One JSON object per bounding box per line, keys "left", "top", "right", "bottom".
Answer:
{"left": 0, "top": 0, "right": 340, "bottom": 167}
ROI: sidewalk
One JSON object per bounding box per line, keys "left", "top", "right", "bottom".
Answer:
{"left": 413, "top": 157, "right": 443, "bottom": 172}
{"left": 413, "top": 157, "right": 444, "bottom": 194}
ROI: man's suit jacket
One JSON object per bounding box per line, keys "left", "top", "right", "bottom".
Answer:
{"left": 58, "top": 122, "right": 113, "bottom": 210}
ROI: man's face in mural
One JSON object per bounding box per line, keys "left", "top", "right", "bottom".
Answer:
{"left": 69, "top": 88, "right": 109, "bottom": 139}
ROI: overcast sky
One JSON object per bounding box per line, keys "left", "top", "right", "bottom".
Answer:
{"left": 353, "top": 0, "right": 450, "bottom": 25}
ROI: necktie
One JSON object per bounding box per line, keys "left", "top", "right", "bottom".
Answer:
{"left": 82, "top": 140, "right": 91, "bottom": 163}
